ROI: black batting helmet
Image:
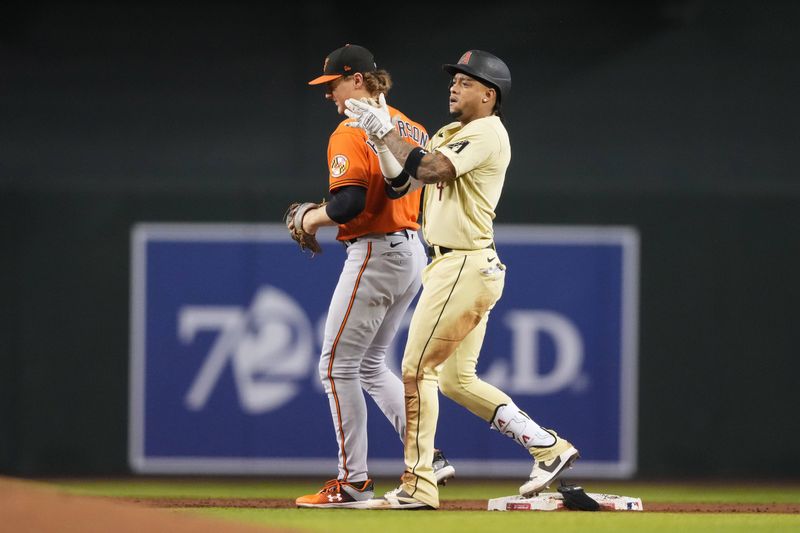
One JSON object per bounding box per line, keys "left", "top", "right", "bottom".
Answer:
{"left": 443, "top": 50, "right": 512, "bottom": 102}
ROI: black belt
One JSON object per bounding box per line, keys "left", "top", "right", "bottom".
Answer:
{"left": 344, "top": 229, "right": 411, "bottom": 246}
{"left": 426, "top": 242, "right": 495, "bottom": 258}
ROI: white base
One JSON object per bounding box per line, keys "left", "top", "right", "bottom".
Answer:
{"left": 487, "top": 492, "right": 643, "bottom": 511}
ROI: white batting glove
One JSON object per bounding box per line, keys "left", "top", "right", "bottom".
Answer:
{"left": 345, "top": 93, "right": 394, "bottom": 139}
{"left": 352, "top": 97, "right": 389, "bottom": 148}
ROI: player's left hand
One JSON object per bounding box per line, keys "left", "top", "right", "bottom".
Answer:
{"left": 284, "top": 201, "right": 323, "bottom": 255}
{"left": 345, "top": 93, "right": 394, "bottom": 139}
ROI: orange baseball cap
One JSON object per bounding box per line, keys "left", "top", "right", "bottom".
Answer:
{"left": 308, "top": 44, "right": 377, "bottom": 85}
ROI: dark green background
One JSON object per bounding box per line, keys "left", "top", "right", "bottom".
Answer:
{"left": 2, "top": 1, "right": 798, "bottom": 477}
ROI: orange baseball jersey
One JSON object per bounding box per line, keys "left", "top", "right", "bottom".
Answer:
{"left": 327, "top": 106, "right": 428, "bottom": 241}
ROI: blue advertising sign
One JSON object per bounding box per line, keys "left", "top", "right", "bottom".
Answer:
{"left": 130, "top": 224, "right": 638, "bottom": 478}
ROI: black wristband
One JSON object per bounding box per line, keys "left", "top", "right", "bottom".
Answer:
{"left": 385, "top": 180, "right": 408, "bottom": 199}
{"left": 403, "top": 147, "right": 428, "bottom": 178}
{"left": 387, "top": 171, "right": 410, "bottom": 188}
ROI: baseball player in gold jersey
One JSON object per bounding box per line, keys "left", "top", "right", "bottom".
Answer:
{"left": 345, "top": 50, "right": 579, "bottom": 510}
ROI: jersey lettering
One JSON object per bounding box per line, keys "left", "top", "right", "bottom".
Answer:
{"left": 365, "top": 139, "right": 379, "bottom": 155}
{"left": 396, "top": 120, "right": 429, "bottom": 147}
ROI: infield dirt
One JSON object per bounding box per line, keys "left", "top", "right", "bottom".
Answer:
{"left": 0, "top": 477, "right": 294, "bottom": 533}
{"left": 130, "top": 497, "right": 800, "bottom": 513}
{"left": 3, "top": 474, "right": 799, "bottom": 533}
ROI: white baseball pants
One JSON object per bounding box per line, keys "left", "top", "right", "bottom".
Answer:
{"left": 318, "top": 230, "right": 426, "bottom": 482}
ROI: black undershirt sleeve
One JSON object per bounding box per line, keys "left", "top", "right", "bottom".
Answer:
{"left": 326, "top": 185, "right": 367, "bottom": 224}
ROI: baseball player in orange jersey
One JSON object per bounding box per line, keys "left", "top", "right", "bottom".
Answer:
{"left": 345, "top": 50, "right": 579, "bottom": 510}
{"left": 293, "top": 44, "right": 454, "bottom": 509}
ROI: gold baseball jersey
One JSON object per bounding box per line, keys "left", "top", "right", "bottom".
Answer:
{"left": 422, "top": 115, "right": 511, "bottom": 250}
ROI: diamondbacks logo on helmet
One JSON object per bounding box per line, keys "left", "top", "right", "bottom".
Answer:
{"left": 459, "top": 51, "right": 472, "bottom": 64}
{"left": 330, "top": 154, "right": 349, "bottom": 177}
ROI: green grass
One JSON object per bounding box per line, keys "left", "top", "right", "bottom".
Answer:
{"left": 197, "top": 508, "right": 800, "bottom": 533}
{"left": 52, "top": 478, "right": 800, "bottom": 504}
{"left": 48, "top": 478, "right": 800, "bottom": 533}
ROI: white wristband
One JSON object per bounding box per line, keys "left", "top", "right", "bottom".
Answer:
{"left": 377, "top": 145, "right": 404, "bottom": 178}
